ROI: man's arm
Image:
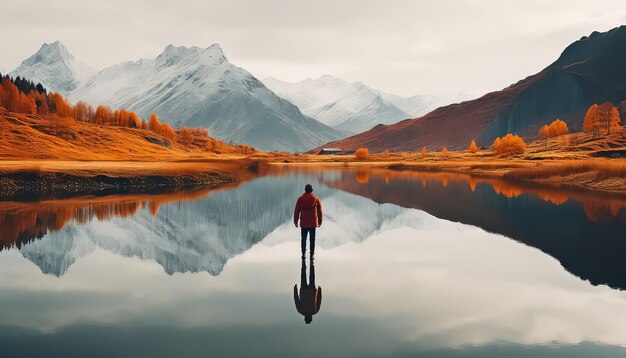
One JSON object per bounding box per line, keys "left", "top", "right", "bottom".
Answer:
{"left": 316, "top": 198, "right": 323, "bottom": 227}
{"left": 293, "top": 198, "right": 301, "bottom": 227}
{"left": 294, "top": 284, "right": 302, "bottom": 313}
{"left": 315, "top": 287, "right": 322, "bottom": 313}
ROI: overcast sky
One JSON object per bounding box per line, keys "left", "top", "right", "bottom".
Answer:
{"left": 3, "top": 0, "right": 626, "bottom": 97}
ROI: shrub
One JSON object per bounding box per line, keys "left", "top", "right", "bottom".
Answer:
{"left": 468, "top": 140, "right": 478, "bottom": 153}
{"left": 494, "top": 134, "right": 526, "bottom": 156}
{"left": 355, "top": 147, "right": 369, "bottom": 160}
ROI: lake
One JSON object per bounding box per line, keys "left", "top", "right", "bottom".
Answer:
{"left": 0, "top": 167, "right": 625, "bottom": 357}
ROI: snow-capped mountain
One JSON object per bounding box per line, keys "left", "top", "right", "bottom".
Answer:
{"left": 263, "top": 75, "right": 474, "bottom": 133}
{"left": 68, "top": 44, "right": 343, "bottom": 152}
{"left": 10, "top": 41, "right": 95, "bottom": 93}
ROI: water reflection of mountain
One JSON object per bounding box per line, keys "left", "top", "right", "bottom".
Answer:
{"left": 16, "top": 174, "right": 409, "bottom": 276}
{"left": 8, "top": 168, "right": 626, "bottom": 289}
{"left": 324, "top": 170, "right": 626, "bottom": 290}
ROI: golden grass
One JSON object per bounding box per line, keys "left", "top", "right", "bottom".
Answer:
{"left": 504, "top": 160, "right": 626, "bottom": 180}
{"left": 0, "top": 108, "right": 249, "bottom": 161}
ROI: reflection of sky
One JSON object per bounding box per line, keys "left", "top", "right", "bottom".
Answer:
{"left": 1, "top": 193, "right": 626, "bottom": 356}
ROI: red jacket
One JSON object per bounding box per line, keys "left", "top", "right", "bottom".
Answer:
{"left": 294, "top": 193, "right": 323, "bottom": 228}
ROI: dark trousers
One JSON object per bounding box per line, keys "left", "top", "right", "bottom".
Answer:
{"left": 301, "top": 257, "right": 315, "bottom": 288}
{"left": 301, "top": 227, "right": 316, "bottom": 256}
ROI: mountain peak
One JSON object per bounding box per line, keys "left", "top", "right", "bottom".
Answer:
{"left": 10, "top": 41, "right": 95, "bottom": 93}
{"left": 30, "top": 41, "right": 71, "bottom": 64}
{"left": 318, "top": 74, "right": 339, "bottom": 81}
{"left": 158, "top": 43, "right": 227, "bottom": 64}
{"left": 207, "top": 43, "right": 223, "bottom": 52}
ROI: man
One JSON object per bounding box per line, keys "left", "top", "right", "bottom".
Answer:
{"left": 294, "top": 257, "right": 322, "bottom": 324}
{"left": 293, "top": 184, "right": 323, "bottom": 259}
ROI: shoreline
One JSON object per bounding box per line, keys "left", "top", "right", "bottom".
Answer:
{"left": 0, "top": 159, "right": 262, "bottom": 201}
{"left": 0, "top": 156, "right": 624, "bottom": 200}
{"left": 267, "top": 157, "right": 626, "bottom": 196}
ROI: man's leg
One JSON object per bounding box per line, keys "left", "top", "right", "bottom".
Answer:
{"left": 310, "top": 228, "right": 316, "bottom": 258}
{"left": 301, "top": 256, "right": 307, "bottom": 287}
{"left": 300, "top": 228, "right": 307, "bottom": 257}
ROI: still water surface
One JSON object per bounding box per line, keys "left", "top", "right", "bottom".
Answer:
{"left": 1, "top": 168, "right": 625, "bottom": 357}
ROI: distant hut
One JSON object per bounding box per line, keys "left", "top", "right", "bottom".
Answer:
{"left": 318, "top": 148, "right": 343, "bottom": 155}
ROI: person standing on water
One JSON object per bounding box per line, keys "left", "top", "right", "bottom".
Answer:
{"left": 294, "top": 184, "right": 323, "bottom": 259}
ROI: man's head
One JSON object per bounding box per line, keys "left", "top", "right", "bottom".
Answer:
{"left": 305, "top": 184, "right": 313, "bottom": 193}
{"left": 305, "top": 315, "right": 313, "bottom": 324}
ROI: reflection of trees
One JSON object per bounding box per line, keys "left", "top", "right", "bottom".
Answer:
{"left": 321, "top": 167, "right": 626, "bottom": 289}
{"left": 0, "top": 188, "right": 214, "bottom": 250}
{"left": 329, "top": 168, "right": 626, "bottom": 223}
{"left": 355, "top": 170, "right": 369, "bottom": 184}
{"left": 584, "top": 201, "right": 625, "bottom": 223}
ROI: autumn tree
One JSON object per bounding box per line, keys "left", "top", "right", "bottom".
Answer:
{"left": 539, "top": 119, "right": 569, "bottom": 149}
{"left": 493, "top": 134, "right": 526, "bottom": 156}
{"left": 178, "top": 126, "right": 194, "bottom": 146}
{"left": 441, "top": 147, "right": 449, "bottom": 157}
{"left": 492, "top": 137, "right": 501, "bottom": 149}
{"left": 468, "top": 140, "right": 478, "bottom": 153}
{"left": 159, "top": 123, "right": 176, "bottom": 140}
{"left": 73, "top": 101, "right": 95, "bottom": 122}
{"left": 48, "top": 92, "right": 73, "bottom": 117}
{"left": 128, "top": 112, "right": 141, "bottom": 128}
{"left": 36, "top": 94, "right": 49, "bottom": 115}
{"left": 583, "top": 103, "right": 604, "bottom": 138}
{"left": 583, "top": 103, "right": 621, "bottom": 136}
{"left": 0, "top": 77, "right": 36, "bottom": 114}
{"left": 421, "top": 146, "right": 427, "bottom": 158}
{"left": 607, "top": 106, "right": 621, "bottom": 134}
{"left": 355, "top": 147, "right": 369, "bottom": 160}
{"left": 95, "top": 105, "right": 113, "bottom": 125}
{"left": 149, "top": 113, "right": 161, "bottom": 131}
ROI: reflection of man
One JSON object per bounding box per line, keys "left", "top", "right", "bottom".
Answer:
{"left": 294, "top": 184, "right": 323, "bottom": 259}
{"left": 294, "top": 258, "right": 322, "bottom": 324}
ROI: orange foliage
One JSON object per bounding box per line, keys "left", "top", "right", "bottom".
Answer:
{"left": 584, "top": 103, "right": 621, "bottom": 136}
{"left": 583, "top": 201, "right": 624, "bottom": 223}
{"left": 468, "top": 140, "right": 478, "bottom": 153}
{"left": 48, "top": 92, "right": 73, "bottom": 118}
{"left": 355, "top": 170, "right": 369, "bottom": 184}
{"left": 95, "top": 105, "right": 113, "bottom": 125}
{"left": 73, "top": 101, "right": 94, "bottom": 122}
{"left": 0, "top": 75, "right": 220, "bottom": 153}
{"left": 421, "top": 146, "right": 427, "bottom": 158}
{"left": 0, "top": 78, "right": 36, "bottom": 114}
{"left": 491, "top": 181, "right": 523, "bottom": 198}
{"left": 538, "top": 191, "right": 569, "bottom": 205}
{"left": 178, "top": 126, "right": 194, "bottom": 146}
{"left": 148, "top": 113, "right": 176, "bottom": 140}
{"left": 0, "top": 188, "right": 217, "bottom": 248}
{"left": 468, "top": 177, "right": 477, "bottom": 192}
{"left": 539, "top": 119, "right": 569, "bottom": 139}
{"left": 441, "top": 147, "right": 449, "bottom": 157}
{"left": 355, "top": 147, "right": 369, "bottom": 160}
{"left": 493, "top": 134, "right": 526, "bottom": 156}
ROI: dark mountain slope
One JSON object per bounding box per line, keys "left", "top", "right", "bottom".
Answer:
{"left": 324, "top": 26, "right": 626, "bottom": 152}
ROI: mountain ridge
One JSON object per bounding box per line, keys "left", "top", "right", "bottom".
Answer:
{"left": 320, "top": 26, "right": 626, "bottom": 152}
{"left": 263, "top": 75, "right": 472, "bottom": 134}
{"left": 12, "top": 42, "right": 344, "bottom": 152}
